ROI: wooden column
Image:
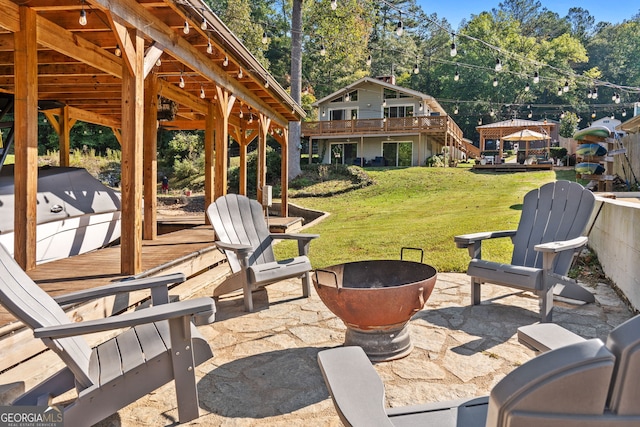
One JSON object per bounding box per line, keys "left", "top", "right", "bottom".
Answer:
{"left": 257, "top": 113, "right": 271, "bottom": 205}
{"left": 120, "top": 28, "right": 145, "bottom": 274}
{"left": 214, "top": 87, "right": 235, "bottom": 200}
{"left": 143, "top": 73, "right": 158, "bottom": 240}
{"left": 279, "top": 126, "right": 289, "bottom": 217}
{"left": 13, "top": 6, "right": 38, "bottom": 270}
{"left": 204, "top": 102, "right": 215, "bottom": 214}
{"left": 230, "top": 124, "right": 254, "bottom": 196}
{"left": 44, "top": 106, "right": 74, "bottom": 167}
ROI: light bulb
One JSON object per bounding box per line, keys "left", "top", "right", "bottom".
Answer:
{"left": 588, "top": 90, "right": 593, "bottom": 99}
{"left": 591, "top": 111, "right": 596, "bottom": 118}
{"left": 622, "top": 110, "right": 627, "bottom": 117}
{"left": 114, "top": 44, "right": 121, "bottom": 57}
{"left": 450, "top": 42, "right": 457, "bottom": 57}
{"left": 330, "top": 0, "right": 337, "bottom": 10}
{"left": 345, "top": 93, "right": 350, "bottom": 102}
{"left": 262, "top": 31, "right": 268, "bottom": 44}
{"left": 454, "top": 105, "right": 458, "bottom": 114}
{"left": 239, "top": 110, "right": 243, "bottom": 118}
{"left": 183, "top": 21, "right": 190, "bottom": 35}
{"left": 557, "top": 87, "right": 562, "bottom": 96}
{"left": 563, "top": 81, "right": 569, "bottom": 92}
{"left": 528, "top": 111, "right": 532, "bottom": 118}
{"left": 490, "top": 108, "right": 495, "bottom": 117}
{"left": 396, "top": 20, "right": 403, "bottom": 36}
{"left": 454, "top": 69, "right": 459, "bottom": 81}
{"left": 493, "top": 77, "right": 498, "bottom": 87}
{"left": 207, "top": 39, "right": 213, "bottom": 54}
{"left": 533, "top": 71, "right": 539, "bottom": 84}
{"left": 201, "top": 18, "right": 207, "bottom": 30}
{"left": 265, "top": 79, "right": 269, "bottom": 89}
{"left": 419, "top": 102, "right": 423, "bottom": 111}
{"left": 495, "top": 58, "right": 502, "bottom": 72}
{"left": 413, "top": 63, "right": 419, "bottom": 74}
{"left": 238, "top": 68, "right": 243, "bottom": 79}
{"left": 478, "top": 118, "right": 482, "bottom": 125}
{"left": 612, "top": 93, "right": 617, "bottom": 101}
{"left": 611, "top": 113, "right": 615, "bottom": 119}
{"left": 179, "top": 74, "right": 185, "bottom": 88}
{"left": 79, "top": 8, "right": 87, "bottom": 26}
{"left": 525, "top": 83, "right": 530, "bottom": 92}
{"left": 223, "top": 56, "right": 229, "bottom": 67}
{"left": 320, "top": 44, "right": 326, "bottom": 56}
{"left": 382, "top": 99, "right": 387, "bottom": 107}
{"left": 615, "top": 93, "right": 621, "bottom": 104}
{"left": 155, "top": 58, "right": 161, "bottom": 67}
{"left": 200, "top": 86, "right": 205, "bottom": 98}
{"left": 560, "top": 111, "right": 565, "bottom": 119}
{"left": 322, "top": 109, "right": 326, "bottom": 117}
{"left": 249, "top": 114, "right": 253, "bottom": 124}
{"left": 593, "top": 88, "right": 598, "bottom": 99}
{"left": 366, "top": 54, "right": 372, "bottom": 66}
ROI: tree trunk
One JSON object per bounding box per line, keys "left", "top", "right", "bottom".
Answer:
{"left": 288, "top": 0, "right": 303, "bottom": 181}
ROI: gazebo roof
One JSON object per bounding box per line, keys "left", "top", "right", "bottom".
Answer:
{"left": 476, "top": 119, "right": 555, "bottom": 130}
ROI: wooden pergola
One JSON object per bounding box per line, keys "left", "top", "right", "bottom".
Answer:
{"left": 476, "top": 119, "right": 555, "bottom": 159}
{"left": 0, "top": 0, "right": 304, "bottom": 273}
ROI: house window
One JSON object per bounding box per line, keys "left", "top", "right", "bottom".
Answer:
{"left": 329, "top": 108, "right": 358, "bottom": 120}
{"left": 384, "top": 105, "right": 414, "bottom": 118}
{"left": 330, "top": 142, "right": 358, "bottom": 165}
{"left": 330, "top": 90, "right": 358, "bottom": 103}
{"left": 382, "top": 142, "right": 412, "bottom": 167}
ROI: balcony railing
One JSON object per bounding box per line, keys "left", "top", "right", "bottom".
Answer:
{"left": 302, "top": 115, "right": 463, "bottom": 141}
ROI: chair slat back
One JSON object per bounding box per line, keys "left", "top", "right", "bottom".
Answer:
{"left": 207, "top": 194, "right": 275, "bottom": 273}
{"left": 0, "top": 244, "right": 93, "bottom": 388}
{"left": 605, "top": 315, "right": 640, "bottom": 415}
{"left": 511, "top": 181, "right": 595, "bottom": 273}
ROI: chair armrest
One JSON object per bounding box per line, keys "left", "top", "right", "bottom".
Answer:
{"left": 53, "top": 273, "right": 186, "bottom": 306}
{"left": 215, "top": 241, "right": 253, "bottom": 257}
{"left": 271, "top": 233, "right": 319, "bottom": 256}
{"left": 454, "top": 230, "right": 516, "bottom": 248}
{"left": 33, "top": 297, "right": 216, "bottom": 339}
{"left": 534, "top": 236, "right": 588, "bottom": 253}
{"left": 318, "top": 347, "right": 394, "bottom": 427}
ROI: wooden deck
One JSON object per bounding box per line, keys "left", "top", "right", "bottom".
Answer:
{"left": 472, "top": 163, "right": 554, "bottom": 172}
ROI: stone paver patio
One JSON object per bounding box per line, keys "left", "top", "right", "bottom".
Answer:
{"left": 96, "top": 272, "right": 634, "bottom": 426}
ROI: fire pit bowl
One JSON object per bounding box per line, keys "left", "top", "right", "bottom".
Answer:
{"left": 313, "top": 260, "right": 437, "bottom": 361}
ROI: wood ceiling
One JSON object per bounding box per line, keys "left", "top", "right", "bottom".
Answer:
{"left": 0, "top": 0, "right": 303, "bottom": 130}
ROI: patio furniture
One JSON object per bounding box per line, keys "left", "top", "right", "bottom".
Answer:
{"left": 207, "top": 194, "right": 318, "bottom": 312}
{"left": 318, "top": 315, "right": 640, "bottom": 426}
{"left": 454, "top": 180, "right": 596, "bottom": 322}
{"left": 0, "top": 243, "right": 216, "bottom": 426}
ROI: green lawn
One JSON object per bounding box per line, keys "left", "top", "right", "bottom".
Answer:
{"left": 275, "top": 166, "right": 576, "bottom": 273}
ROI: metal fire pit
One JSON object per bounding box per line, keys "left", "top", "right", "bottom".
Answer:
{"left": 313, "top": 259, "right": 437, "bottom": 361}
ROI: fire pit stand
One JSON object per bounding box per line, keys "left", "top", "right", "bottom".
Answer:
{"left": 313, "top": 257, "right": 437, "bottom": 362}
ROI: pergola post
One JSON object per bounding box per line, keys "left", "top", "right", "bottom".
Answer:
{"left": 120, "top": 28, "right": 145, "bottom": 274}
{"left": 204, "top": 102, "right": 215, "bottom": 216}
{"left": 257, "top": 113, "right": 271, "bottom": 205}
{"left": 280, "top": 127, "right": 289, "bottom": 217}
{"left": 13, "top": 6, "right": 38, "bottom": 270}
{"left": 143, "top": 73, "right": 158, "bottom": 241}
{"left": 214, "top": 87, "right": 235, "bottom": 200}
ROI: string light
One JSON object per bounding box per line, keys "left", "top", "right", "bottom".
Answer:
{"left": 528, "top": 110, "right": 532, "bottom": 118}
{"left": 382, "top": 99, "right": 387, "bottom": 107}
{"left": 478, "top": 118, "right": 482, "bottom": 125}
{"left": 494, "top": 58, "right": 502, "bottom": 72}
{"left": 239, "top": 110, "right": 243, "bottom": 118}
{"left": 179, "top": 73, "right": 185, "bottom": 88}
{"left": 330, "top": 0, "right": 337, "bottom": 10}
{"left": 591, "top": 110, "right": 596, "bottom": 118}
{"left": 622, "top": 110, "right": 627, "bottom": 117}
{"left": 563, "top": 81, "right": 569, "bottom": 92}
{"left": 454, "top": 67, "right": 460, "bottom": 81}
{"left": 615, "top": 93, "right": 621, "bottom": 104}
{"left": 223, "top": 55, "right": 229, "bottom": 67}
{"left": 200, "top": 85, "right": 206, "bottom": 98}
{"left": 265, "top": 78, "right": 270, "bottom": 89}
{"left": 201, "top": 17, "right": 207, "bottom": 30}
{"left": 345, "top": 92, "right": 351, "bottom": 102}
{"left": 489, "top": 108, "right": 495, "bottom": 117}
{"left": 262, "top": 31, "right": 268, "bottom": 44}
{"left": 155, "top": 58, "right": 161, "bottom": 67}
{"left": 525, "top": 82, "right": 530, "bottom": 92}
{"left": 533, "top": 71, "right": 539, "bottom": 84}
{"left": 79, "top": 6, "right": 87, "bottom": 26}
{"left": 114, "top": 44, "right": 121, "bottom": 57}
{"left": 419, "top": 102, "right": 423, "bottom": 111}
{"left": 453, "top": 104, "right": 459, "bottom": 114}
{"left": 492, "top": 76, "right": 498, "bottom": 87}
{"left": 560, "top": 111, "right": 565, "bottom": 119}
{"left": 587, "top": 89, "right": 593, "bottom": 99}
{"left": 183, "top": 21, "right": 190, "bottom": 34}
{"left": 238, "top": 68, "right": 243, "bottom": 79}
{"left": 366, "top": 54, "right": 372, "bottom": 66}
{"left": 396, "top": 14, "right": 403, "bottom": 36}
{"left": 207, "top": 38, "right": 213, "bottom": 54}
{"left": 450, "top": 34, "right": 457, "bottom": 57}
{"left": 593, "top": 87, "right": 598, "bottom": 99}
{"left": 320, "top": 43, "right": 326, "bottom": 56}
{"left": 413, "top": 56, "right": 419, "bottom": 74}
{"left": 557, "top": 87, "right": 563, "bottom": 96}
{"left": 248, "top": 114, "right": 253, "bottom": 124}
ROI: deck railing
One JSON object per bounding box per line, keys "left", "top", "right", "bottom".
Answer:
{"left": 302, "top": 116, "right": 457, "bottom": 137}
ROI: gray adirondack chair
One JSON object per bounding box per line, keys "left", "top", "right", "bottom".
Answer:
{"left": 0, "top": 243, "right": 216, "bottom": 426}
{"left": 318, "top": 314, "right": 640, "bottom": 426}
{"left": 207, "top": 194, "right": 318, "bottom": 312}
{"left": 454, "top": 180, "right": 596, "bottom": 322}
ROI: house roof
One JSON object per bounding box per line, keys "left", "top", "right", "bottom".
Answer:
{"left": 476, "top": 119, "right": 555, "bottom": 129}
{"left": 312, "top": 77, "right": 447, "bottom": 114}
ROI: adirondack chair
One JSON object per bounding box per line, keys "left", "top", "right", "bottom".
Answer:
{"left": 207, "top": 194, "right": 319, "bottom": 312}
{"left": 454, "top": 180, "right": 596, "bottom": 322}
{"left": 0, "top": 244, "right": 216, "bottom": 426}
{"left": 318, "top": 314, "right": 640, "bottom": 426}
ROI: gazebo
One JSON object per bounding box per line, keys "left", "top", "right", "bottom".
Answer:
{"left": 476, "top": 119, "right": 555, "bottom": 161}
{"left": 0, "top": 0, "right": 304, "bottom": 274}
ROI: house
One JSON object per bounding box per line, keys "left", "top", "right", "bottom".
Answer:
{"left": 301, "top": 77, "right": 468, "bottom": 167}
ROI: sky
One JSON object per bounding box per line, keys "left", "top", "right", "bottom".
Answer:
{"left": 415, "top": 0, "right": 637, "bottom": 29}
